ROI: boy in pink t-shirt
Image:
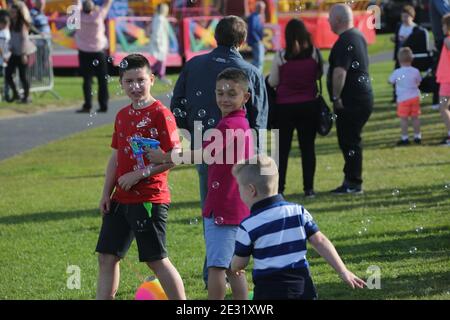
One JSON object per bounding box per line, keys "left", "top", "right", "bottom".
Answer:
{"left": 147, "top": 68, "right": 254, "bottom": 299}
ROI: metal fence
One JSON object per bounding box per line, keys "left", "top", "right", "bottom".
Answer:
{"left": 1, "top": 34, "right": 59, "bottom": 101}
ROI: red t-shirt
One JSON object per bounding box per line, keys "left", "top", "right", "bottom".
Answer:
{"left": 202, "top": 109, "right": 254, "bottom": 225}
{"left": 111, "top": 100, "right": 180, "bottom": 204}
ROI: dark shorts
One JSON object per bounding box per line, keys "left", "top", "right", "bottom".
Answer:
{"left": 95, "top": 201, "right": 169, "bottom": 262}
{"left": 253, "top": 268, "right": 318, "bottom": 300}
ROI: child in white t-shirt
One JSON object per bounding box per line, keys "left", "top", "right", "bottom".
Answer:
{"left": 0, "top": 12, "right": 10, "bottom": 100}
{"left": 389, "top": 47, "right": 422, "bottom": 146}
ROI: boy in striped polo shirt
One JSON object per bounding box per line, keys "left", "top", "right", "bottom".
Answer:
{"left": 231, "top": 155, "right": 366, "bottom": 299}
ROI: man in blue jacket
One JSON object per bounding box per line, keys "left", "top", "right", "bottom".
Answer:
{"left": 170, "top": 15, "right": 268, "bottom": 286}
{"left": 247, "top": 1, "right": 266, "bottom": 73}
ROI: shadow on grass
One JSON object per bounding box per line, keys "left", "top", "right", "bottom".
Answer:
{"left": 0, "top": 208, "right": 98, "bottom": 225}
{"left": 314, "top": 270, "right": 450, "bottom": 300}
{"left": 285, "top": 183, "right": 450, "bottom": 214}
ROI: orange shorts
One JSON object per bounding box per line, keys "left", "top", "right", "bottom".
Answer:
{"left": 397, "top": 97, "right": 421, "bottom": 117}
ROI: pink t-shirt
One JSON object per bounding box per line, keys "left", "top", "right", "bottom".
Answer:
{"left": 202, "top": 109, "right": 254, "bottom": 225}
{"left": 436, "top": 36, "right": 450, "bottom": 84}
{"left": 75, "top": 7, "right": 108, "bottom": 52}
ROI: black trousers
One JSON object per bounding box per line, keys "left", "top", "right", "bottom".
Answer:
{"left": 274, "top": 100, "right": 319, "bottom": 193}
{"left": 5, "top": 54, "right": 29, "bottom": 99}
{"left": 335, "top": 104, "right": 372, "bottom": 186}
{"left": 78, "top": 50, "right": 109, "bottom": 110}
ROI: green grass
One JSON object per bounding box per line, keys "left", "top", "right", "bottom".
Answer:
{"left": 1, "top": 56, "right": 450, "bottom": 299}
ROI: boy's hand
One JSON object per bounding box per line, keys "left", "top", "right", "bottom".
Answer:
{"left": 233, "top": 269, "right": 246, "bottom": 276}
{"left": 340, "top": 270, "right": 366, "bottom": 289}
{"left": 146, "top": 147, "right": 168, "bottom": 164}
{"left": 118, "top": 170, "right": 142, "bottom": 191}
{"left": 99, "top": 194, "right": 111, "bottom": 216}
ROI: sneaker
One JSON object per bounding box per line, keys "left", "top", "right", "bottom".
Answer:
{"left": 414, "top": 137, "right": 422, "bottom": 144}
{"left": 330, "top": 185, "right": 363, "bottom": 195}
{"left": 96, "top": 108, "right": 108, "bottom": 113}
{"left": 19, "top": 97, "right": 32, "bottom": 104}
{"left": 76, "top": 108, "right": 91, "bottom": 113}
{"left": 440, "top": 137, "right": 450, "bottom": 146}
{"left": 304, "top": 190, "right": 316, "bottom": 198}
{"left": 396, "top": 139, "right": 410, "bottom": 146}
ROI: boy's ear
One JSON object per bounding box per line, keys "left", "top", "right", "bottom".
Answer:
{"left": 243, "top": 91, "right": 251, "bottom": 105}
{"left": 248, "top": 183, "right": 257, "bottom": 197}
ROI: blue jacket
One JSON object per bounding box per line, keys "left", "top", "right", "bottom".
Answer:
{"left": 429, "top": 0, "right": 450, "bottom": 44}
{"left": 247, "top": 12, "right": 264, "bottom": 46}
{"left": 171, "top": 45, "right": 268, "bottom": 142}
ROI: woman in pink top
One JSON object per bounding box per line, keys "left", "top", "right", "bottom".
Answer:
{"left": 436, "top": 13, "right": 450, "bottom": 146}
{"left": 268, "top": 18, "right": 323, "bottom": 198}
{"left": 75, "top": 0, "right": 112, "bottom": 113}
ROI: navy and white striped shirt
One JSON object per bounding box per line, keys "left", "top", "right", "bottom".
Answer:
{"left": 234, "top": 194, "right": 319, "bottom": 281}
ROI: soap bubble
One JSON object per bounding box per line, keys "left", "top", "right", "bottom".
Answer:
{"left": 347, "top": 45, "right": 354, "bottom": 51}
{"left": 348, "top": 150, "right": 355, "bottom": 157}
{"left": 196, "top": 91, "right": 202, "bottom": 97}
{"left": 92, "top": 59, "right": 99, "bottom": 67}
{"left": 351, "top": 61, "right": 360, "bottom": 69}
{"left": 150, "top": 128, "right": 158, "bottom": 138}
{"left": 198, "top": 109, "right": 206, "bottom": 118}
{"left": 173, "top": 108, "right": 182, "bottom": 117}
{"left": 214, "top": 216, "right": 224, "bottom": 225}
{"left": 107, "top": 56, "right": 114, "bottom": 64}
{"left": 119, "top": 59, "right": 128, "bottom": 69}
{"left": 409, "top": 202, "right": 417, "bottom": 211}
{"left": 392, "top": 189, "right": 400, "bottom": 196}
{"left": 212, "top": 181, "right": 220, "bottom": 189}
{"left": 207, "top": 118, "right": 215, "bottom": 126}
{"left": 415, "top": 226, "right": 424, "bottom": 233}
{"left": 189, "top": 218, "right": 199, "bottom": 225}
{"left": 409, "top": 247, "right": 417, "bottom": 254}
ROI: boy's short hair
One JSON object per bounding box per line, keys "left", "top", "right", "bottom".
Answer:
{"left": 216, "top": 67, "right": 249, "bottom": 91}
{"left": 442, "top": 13, "right": 450, "bottom": 29}
{"left": 214, "top": 15, "right": 247, "bottom": 48}
{"left": 398, "top": 47, "right": 414, "bottom": 63}
{"left": 232, "top": 155, "right": 279, "bottom": 196}
{"left": 402, "top": 5, "right": 416, "bottom": 18}
{"left": 119, "top": 53, "right": 152, "bottom": 79}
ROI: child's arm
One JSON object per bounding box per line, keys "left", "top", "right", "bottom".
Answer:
{"left": 117, "top": 159, "right": 176, "bottom": 191}
{"left": 99, "top": 150, "right": 118, "bottom": 215}
{"left": 231, "top": 255, "right": 250, "bottom": 274}
{"left": 308, "top": 231, "right": 366, "bottom": 289}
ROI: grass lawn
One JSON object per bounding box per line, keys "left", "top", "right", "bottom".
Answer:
{"left": 1, "top": 43, "right": 449, "bottom": 299}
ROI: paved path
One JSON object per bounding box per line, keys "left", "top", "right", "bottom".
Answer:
{"left": 0, "top": 52, "right": 392, "bottom": 161}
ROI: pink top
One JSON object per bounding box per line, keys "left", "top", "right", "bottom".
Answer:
{"left": 202, "top": 109, "right": 254, "bottom": 225}
{"left": 437, "top": 36, "right": 450, "bottom": 84}
{"left": 75, "top": 7, "right": 108, "bottom": 52}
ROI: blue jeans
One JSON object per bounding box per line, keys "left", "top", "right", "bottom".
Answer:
{"left": 251, "top": 42, "right": 265, "bottom": 73}
{"left": 196, "top": 163, "right": 209, "bottom": 286}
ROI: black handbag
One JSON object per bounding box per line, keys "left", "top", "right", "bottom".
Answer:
{"left": 419, "top": 68, "right": 438, "bottom": 93}
{"left": 316, "top": 78, "right": 333, "bottom": 136}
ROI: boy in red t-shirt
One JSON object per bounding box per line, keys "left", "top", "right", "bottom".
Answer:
{"left": 95, "top": 54, "right": 185, "bottom": 300}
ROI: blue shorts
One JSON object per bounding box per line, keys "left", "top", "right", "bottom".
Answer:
{"left": 204, "top": 217, "right": 239, "bottom": 269}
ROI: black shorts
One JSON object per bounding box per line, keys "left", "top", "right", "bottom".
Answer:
{"left": 253, "top": 268, "right": 318, "bottom": 300}
{"left": 95, "top": 201, "right": 169, "bottom": 262}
